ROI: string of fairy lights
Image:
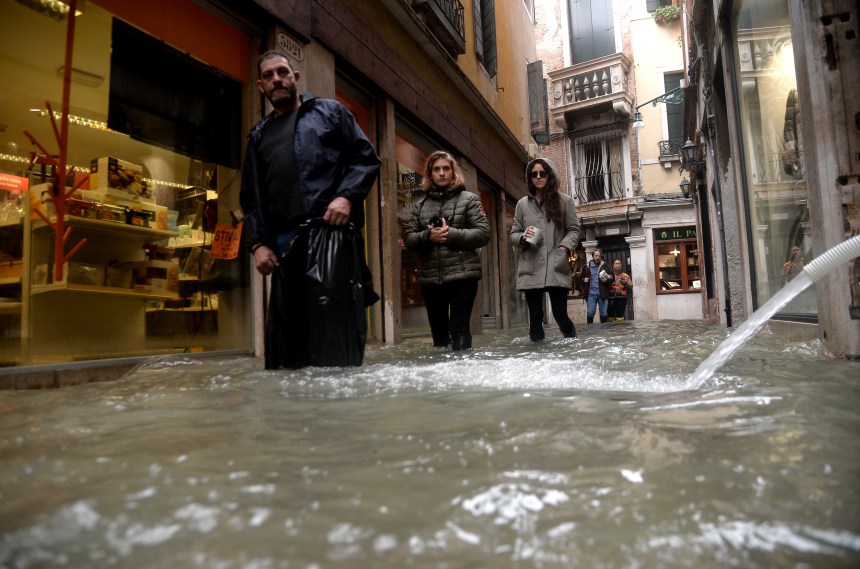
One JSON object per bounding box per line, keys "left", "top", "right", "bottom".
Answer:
{"left": 2, "top": 109, "right": 204, "bottom": 190}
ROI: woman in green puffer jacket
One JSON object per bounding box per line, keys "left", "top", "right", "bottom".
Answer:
{"left": 404, "top": 151, "right": 491, "bottom": 350}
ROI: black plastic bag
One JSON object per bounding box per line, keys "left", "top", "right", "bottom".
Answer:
{"left": 266, "top": 220, "right": 378, "bottom": 369}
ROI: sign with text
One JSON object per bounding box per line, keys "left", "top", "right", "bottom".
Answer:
{"left": 655, "top": 226, "right": 696, "bottom": 241}
{"left": 0, "top": 174, "right": 28, "bottom": 192}
{"left": 210, "top": 221, "right": 243, "bottom": 260}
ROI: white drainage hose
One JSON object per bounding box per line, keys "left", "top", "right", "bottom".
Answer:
{"left": 802, "top": 234, "right": 860, "bottom": 282}
{"left": 684, "top": 234, "right": 860, "bottom": 389}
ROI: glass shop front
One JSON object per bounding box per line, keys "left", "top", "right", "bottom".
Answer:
{"left": 0, "top": 0, "right": 254, "bottom": 367}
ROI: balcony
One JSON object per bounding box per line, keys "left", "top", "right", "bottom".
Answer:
{"left": 412, "top": 0, "right": 466, "bottom": 57}
{"left": 658, "top": 138, "right": 683, "bottom": 164}
{"left": 547, "top": 53, "right": 633, "bottom": 130}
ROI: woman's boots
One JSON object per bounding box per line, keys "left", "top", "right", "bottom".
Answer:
{"left": 451, "top": 335, "right": 472, "bottom": 351}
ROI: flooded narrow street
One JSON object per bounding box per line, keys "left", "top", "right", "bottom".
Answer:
{"left": 1, "top": 320, "right": 859, "bottom": 568}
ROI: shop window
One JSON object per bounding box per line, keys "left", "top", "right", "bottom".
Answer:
{"left": 0, "top": 0, "right": 253, "bottom": 367}
{"left": 393, "top": 123, "right": 434, "bottom": 334}
{"left": 569, "top": 245, "right": 587, "bottom": 297}
{"left": 733, "top": 0, "right": 814, "bottom": 317}
{"left": 654, "top": 227, "right": 699, "bottom": 293}
{"left": 109, "top": 19, "right": 243, "bottom": 169}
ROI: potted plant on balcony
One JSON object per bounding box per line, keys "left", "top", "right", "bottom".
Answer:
{"left": 652, "top": 5, "right": 680, "bottom": 25}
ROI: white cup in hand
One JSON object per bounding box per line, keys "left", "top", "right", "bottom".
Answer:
{"left": 525, "top": 226, "right": 541, "bottom": 245}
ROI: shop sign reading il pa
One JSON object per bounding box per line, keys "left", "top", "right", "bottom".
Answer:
{"left": 655, "top": 226, "right": 696, "bottom": 241}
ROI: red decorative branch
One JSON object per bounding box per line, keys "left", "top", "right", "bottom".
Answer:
{"left": 21, "top": 0, "right": 87, "bottom": 283}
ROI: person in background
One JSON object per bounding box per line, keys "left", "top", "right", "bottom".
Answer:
{"left": 606, "top": 259, "right": 631, "bottom": 322}
{"left": 510, "top": 158, "right": 582, "bottom": 341}
{"left": 240, "top": 50, "right": 381, "bottom": 369}
{"left": 581, "top": 248, "right": 612, "bottom": 324}
{"left": 404, "top": 151, "right": 490, "bottom": 350}
{"left": 782, "top": 244, "right": 805, "bottom": 280}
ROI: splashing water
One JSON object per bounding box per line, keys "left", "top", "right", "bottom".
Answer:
{"left": 683, "top": 271, "right": 813, "bottom": 390}
{"left": 1, "top": 321, "right": 859, "bottom": 567}
{"left": 684, "top": 234, "right": 860, "bottom": 390}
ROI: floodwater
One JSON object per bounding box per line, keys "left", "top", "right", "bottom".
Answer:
{"left": 1, "top": 321, "right": 858, "bottom": 568}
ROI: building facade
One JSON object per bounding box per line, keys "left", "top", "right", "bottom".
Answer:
{"left": 684, "top": 0, "right": 860, "bottom": 357}
{"left": 533, "top": 0, "right": 701, "bottom": 322}
{"left": 0, "top": 0, "right": 543, "bottom": 380}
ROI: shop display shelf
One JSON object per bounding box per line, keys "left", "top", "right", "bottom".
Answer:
{"left": 0, "top": 299, "right": 22, "bottom": 314}
{"left": 32, "top": 216, "right": 177, "bottom": 240}
{"left": 30, "top": 282, "right": 177, "bottom": 299}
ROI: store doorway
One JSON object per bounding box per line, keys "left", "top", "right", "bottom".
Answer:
{"left": 599, "top": 240, "right": 633, "bottom": 321}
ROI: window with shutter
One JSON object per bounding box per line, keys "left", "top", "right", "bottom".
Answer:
{"left": 568, "top": 0, "right": 616, "bottom": 64}
{"left": 481, "top": 0, "right": 497, "bottom": 77}
{"left": 663, "top": 72, "right": 684, "bottom": 143}
{"left": 527, "top": 61, "right": 550, "bottom": 145}
{"left": 646, "top": 0, "right": 674, "bottom": 12}
{"left": 473, "top": 0, "right": 483, "bottom": 60}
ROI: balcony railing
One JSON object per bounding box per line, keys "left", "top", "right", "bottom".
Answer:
{"left": 659, "top": 138, "right": 684, "bottom": 159}
{"left": 573, "top": 171, "right": 625, "bottom": 204}
{"left": 547, "top": 53, "right": 633, "bottom": 129}
{"left": 412, "top": 0, "right": 466, "bottom": 56}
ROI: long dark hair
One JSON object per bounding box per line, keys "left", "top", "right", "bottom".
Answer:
{"left": 528, "top": 159, "right": 563, "bottom": 226}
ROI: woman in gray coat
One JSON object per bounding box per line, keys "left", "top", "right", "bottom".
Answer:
{"left": 404, "top": 151, "right": 491, "bottom": 350}
{"left": 510, "top": 157, "right": 582, "bottom": 341}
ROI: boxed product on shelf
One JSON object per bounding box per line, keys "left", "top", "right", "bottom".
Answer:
{"left": 66, "top": 197, "right": 98, "bottom": 218}
{"left": 126, "top": 208, "right": 154, "bottom": 228}
{"left": 96, "top": 203, "right": 128, "bottom": 224}
{"left": 105, "top": 261, "right": 136, "bottom": 289}
{"left": 67, "top": 262, "right": 104, "bottom": 286}
{"left": 135, "top": 260, "right": 179, "bottom": 292}
{"left": 32, "top": 262, "right": 105, "bottom": 286}
{"left": 81, "top": 190, "right": 168, "bottom": 230}
{"left": 28, "top": 182, "right": 55, "bottom": 220}
{"left": 0, "top": 259, "right": 23, "bottom": 279}
{"left": 89, "top": 157, "right": 154, "bottom": 204}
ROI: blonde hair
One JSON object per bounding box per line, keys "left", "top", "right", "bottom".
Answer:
{"left": 421, "top": 150, "right": 465, "bottom": 191}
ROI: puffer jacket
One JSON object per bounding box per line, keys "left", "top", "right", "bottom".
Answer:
{"left": 510, "top": 158, "right": 582, "bottom": 290}
{"left": 404, "top": 185, "right": 491, "bottom": 285}
{"left": 239, "top": 92, "right": 381, "bottom": 252}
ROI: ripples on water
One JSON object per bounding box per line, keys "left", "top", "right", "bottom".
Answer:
{"left": 1, "top": 320, "right": 858, "bottom": 568}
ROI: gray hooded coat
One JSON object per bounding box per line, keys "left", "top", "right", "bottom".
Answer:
{"left": 510, "top": 158, "right": 582, "bottom": 290}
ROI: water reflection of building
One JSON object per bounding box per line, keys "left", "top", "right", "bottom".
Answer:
{"left": 685, "top": 0, "right": 859, "bottom": 357}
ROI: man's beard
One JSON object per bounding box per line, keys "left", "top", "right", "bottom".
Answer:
{"left": 270, "top": 84, "right": 298, "bottom": 109}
